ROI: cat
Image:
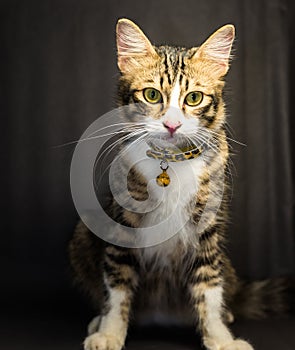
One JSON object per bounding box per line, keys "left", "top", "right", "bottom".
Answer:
{"left": 69, "top": 18, "right": 289, "bottom": 350}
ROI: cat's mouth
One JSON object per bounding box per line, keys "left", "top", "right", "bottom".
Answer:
{"left": 147, "top": 132, "right": 196, "bottom": 153}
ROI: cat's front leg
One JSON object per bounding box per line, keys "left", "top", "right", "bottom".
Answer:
{"left": 191, "top": 281, "right": 253, "bottom": 350}
{"left": 84, "top": 247, "right": 138, "bottom": 350}
{"left": 191, "top": 284, "right": 253, "bottom": 350}
{"left": 189, "top": 237, "right": 253, "bottom": 350}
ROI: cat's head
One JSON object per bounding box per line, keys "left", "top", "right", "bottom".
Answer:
{"left": 116, "top": 18, "right": 235, "bottom": 148}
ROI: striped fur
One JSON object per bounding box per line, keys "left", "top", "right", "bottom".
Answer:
{"left": 68, "top": 19, "right": 290, "bottom": 350}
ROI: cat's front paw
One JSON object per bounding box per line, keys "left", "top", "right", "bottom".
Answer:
{"left": 204, "top": 338, "right": 254, "bottom": 350}
{"left": 84, "top": 332, "right": 124, "bottom": 350}
{"left": 221, "top": 339, "right": 254, "bottom": 350}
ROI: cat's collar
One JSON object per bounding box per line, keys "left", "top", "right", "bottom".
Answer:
{"left": 145, "top": 143, "right": 203, "bottom": 187}
{"left": 146, "top": 145, "right": 202, "bottom": 162}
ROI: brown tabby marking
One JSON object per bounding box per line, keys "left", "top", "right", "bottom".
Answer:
{"left": 69, "top": 18, "right": 289, "bottom": 350}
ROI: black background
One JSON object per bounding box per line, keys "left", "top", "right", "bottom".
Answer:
{"left": 1, "top": 0, "right": 295, "bottom": 349}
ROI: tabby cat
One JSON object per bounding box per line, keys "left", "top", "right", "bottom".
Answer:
{"left": 69, "top": 18, "right": 287, "bottom": 350}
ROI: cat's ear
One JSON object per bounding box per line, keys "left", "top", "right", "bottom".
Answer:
{"left": 116, "top": 18, "right": 158, "bottom": 73}
{"left": 194, "top": 24, "right": 235, "bottom": 77}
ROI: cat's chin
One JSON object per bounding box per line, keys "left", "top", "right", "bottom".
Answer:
{"left": 147, "top": 132, "right": 195, "bottom": 152}
{"left": 161, "top": 135, "right": 179, "bottom": 144}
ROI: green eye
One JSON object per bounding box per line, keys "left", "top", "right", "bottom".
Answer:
{"left": 143, "top": 88, "right": 162, "bottom": 104}
{"left": 185, "top": 91, "right": 203, "bottom": 106}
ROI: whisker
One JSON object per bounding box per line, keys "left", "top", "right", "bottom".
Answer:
{"left": 97, "top": 130, "right": 148, "bottom": 175}
{"left": 52, "top": 122, "right": 148, "bottom": 149}
{"left": 204, "top": 127, "right": 247, "bottom": 147}
{"left": 95, "top": 132, "right": 148, "bottom": 184}
{"left": 190, "top": 133, "right": 219, "bottom": 155}
{"left": 190, "top": 129, "right": 236, "bottom": 198}
{"left": 100, "top": 130, "right": 146, "bottom": 161}
{"left": 85, "top": 122, "right": 148, "bottom": 138}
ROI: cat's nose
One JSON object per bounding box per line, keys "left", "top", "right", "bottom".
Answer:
{"left": 163, "top": 120, "right": 182, "bottom": 136}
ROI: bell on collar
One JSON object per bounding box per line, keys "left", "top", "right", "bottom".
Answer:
{"left": 156, "top": 160, "right": 170, "bottom": 187}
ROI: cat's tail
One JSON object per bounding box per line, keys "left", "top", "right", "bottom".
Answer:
{"left": 231, "top": 277, "right": 295, "bottom": 320}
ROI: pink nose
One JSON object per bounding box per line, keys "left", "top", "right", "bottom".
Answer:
{"left": 163, "top": 121, "right": 182, "bottom": 136}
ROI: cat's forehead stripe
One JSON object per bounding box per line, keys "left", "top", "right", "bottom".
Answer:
{"left": 179, "top": 74, "right": 183, "bottom": 84}
{"left": 163, "top": 53, "right": 171, "bottom": 85}
{"left": 160, "top": 47, "right": 186, "bottom": 87}
{"left": 185, "top": 79, "right": 189, "bottom": 91}
{"left": 180, "top": 53, "right": 186, "bottom": 71}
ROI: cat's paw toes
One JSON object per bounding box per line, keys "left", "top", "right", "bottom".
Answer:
{"left": 84, "top": 332, "right": 123, "bottom": 350}
{"left": 87, "top": 316, "right": 101, "bottom": 335}
{"left": 204, "top": 338, "right": 254, "bottom": 350}
{"left": 221, "top": 339, "right": 254, "bottom": 350}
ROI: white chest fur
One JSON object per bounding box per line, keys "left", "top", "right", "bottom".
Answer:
{"left": 123, "top": 140, "right": 205, "bottom": 262}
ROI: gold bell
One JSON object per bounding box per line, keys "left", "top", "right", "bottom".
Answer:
{"left": 156, "top": 170, "right": 170, "bottom": 187}
{"left": 156, "top": 160, "right": 170, "bottom": 187}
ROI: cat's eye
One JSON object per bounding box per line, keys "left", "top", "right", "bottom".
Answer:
{"left": 143, "top": 88, "right": 162, "bottom": 104}
{"left": 185, "top": 91, "right": 203, "bottom": 106}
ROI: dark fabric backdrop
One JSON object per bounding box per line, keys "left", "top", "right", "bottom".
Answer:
{"left": 1, "top": 0, "right": 295, "bottom": 311}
